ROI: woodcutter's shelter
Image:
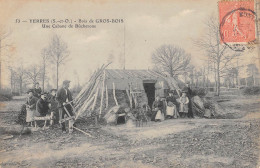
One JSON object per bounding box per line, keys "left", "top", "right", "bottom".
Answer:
{"left": 74, "top": 65, "right": 184, "bottom": 120}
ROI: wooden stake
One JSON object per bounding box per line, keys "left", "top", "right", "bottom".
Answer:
{"left": 105, "top": 85, "right": 108, "bottom": 108}
{"left": 113, "top": 82, "right": 118, "bottom": 106}
{"left": 92, "top": 85, "right": 99, "bottom": 111}
{"left": 75, "top": 96, "right": 95, "bottom": 120}
{"left": 126, "top": 88, "right": 132, "bottom": 108}
{"left": 73, "top": 126, "right": 92, "bottom": 137}
{"left": 99, "top": 71, "right": 106, "bottom": 117}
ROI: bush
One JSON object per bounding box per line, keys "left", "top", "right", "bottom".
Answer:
{"left": 0, "top": 89, "right": 13, "bottom": 101}
{"left": 192, "top": 88, "right": 208, "bottom": 97}
{"left": 242, "top": 86, "right": 260, "bottom": 95}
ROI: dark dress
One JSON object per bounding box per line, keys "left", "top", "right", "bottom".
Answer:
{"left": 151, "top": 100, "right": 163, "bottom": 121}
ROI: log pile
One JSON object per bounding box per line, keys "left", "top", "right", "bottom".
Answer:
{"left": 74, "top": 64, "right": 110, "bottom": 120}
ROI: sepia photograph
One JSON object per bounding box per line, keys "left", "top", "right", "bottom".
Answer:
{"left": 0, "top": 0, "right": 260, "bottom": 167}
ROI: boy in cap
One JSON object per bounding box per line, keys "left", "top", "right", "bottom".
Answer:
{"left": 56, "top": 80, "right": 74, "bottom": 133}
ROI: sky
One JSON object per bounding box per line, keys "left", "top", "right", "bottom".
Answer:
{"left": 0, "top": 0, "right": 258, "bottom": 88}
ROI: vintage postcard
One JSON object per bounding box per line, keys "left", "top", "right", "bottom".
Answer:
{"left": 0, "top": 0, "right": 260, "bottom": 167}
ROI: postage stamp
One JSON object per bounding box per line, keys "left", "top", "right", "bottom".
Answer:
{"left": 219, "top": 0, "right": 256, "bottom": 51}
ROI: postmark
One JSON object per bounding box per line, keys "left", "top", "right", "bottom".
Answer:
{"left": 219, "top": 1, "right": 256, "bottom": 52}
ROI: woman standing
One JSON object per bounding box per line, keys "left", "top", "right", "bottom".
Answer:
{"left": 178, "top": 92, "right": 189, "bottom": 118}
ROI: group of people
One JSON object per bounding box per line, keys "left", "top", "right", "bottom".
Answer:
{"left": 17, "top": 80, "right": 74, "bottom": 133}
{"left": 151, "top": 83, "right": 193, "bottom": 122}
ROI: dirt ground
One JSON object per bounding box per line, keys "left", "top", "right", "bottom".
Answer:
{"left": 0, "top": 95, "right": 260, "bottom": 168}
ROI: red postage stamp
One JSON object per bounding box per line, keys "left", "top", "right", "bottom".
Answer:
{"left": 219, "top": 0, "right": 256, "bottom": 45}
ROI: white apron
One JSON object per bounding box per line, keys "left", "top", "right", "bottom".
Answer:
{"left": 155, "top": 110, "right": 165, "bottom": 121}
{"left": 26, "top": 108, "right": 34, "bottom": 122}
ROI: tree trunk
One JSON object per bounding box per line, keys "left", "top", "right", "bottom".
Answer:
{"left": 19, "top": 76, "right": 23, "bottom": 95}
{"left": 216, "top": 61, "right": 220, "bottom": 96}
{"left": 42, "top": 62, "right": 45, "bottom": 92}
{"left": 0, "top": 39, "right": 2, "bottom": 90}
{"left": 56, "top": 62, "right": 59, "bottom": 89}
{"left": 214, "top": 62, "right": 217, "bottom": 92}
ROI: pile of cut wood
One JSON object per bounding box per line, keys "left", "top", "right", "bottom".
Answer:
{"left": 74, "top": 64, "right": 110, "bottom": 120}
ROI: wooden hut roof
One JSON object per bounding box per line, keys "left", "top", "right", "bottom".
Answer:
{"left": 105, "top": 69, "right": 163, "bottom": 80}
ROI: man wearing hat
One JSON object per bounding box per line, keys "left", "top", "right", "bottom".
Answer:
{"left": 56, "top": 80, "right": 74, "bottom": 132}
{"left": 183, "top": 82, "right": 194, "bottom": 118}
{"left": 33, "top": 82, "right": 42, "bottom": 98}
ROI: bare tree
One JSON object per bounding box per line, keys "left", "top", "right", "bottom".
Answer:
{"left": 41, "top": 47, "right": 50, "bottom": 92}
{"left": 194, "top": 15, "right": 239, "bottom": 96}
{"left": 0, "top": 26, "right": 12, "bottom": 90}
{"left": 152, "top": 44, "right": 191, "bottom": 77}
{"left": 47, "top": 34, "right": 69, "bottom": 89}
{"left": 25, "top": 65, "right": 42, "bottom": 85}
{"left": 15, "top": 64, "right": 26, "bottom": 95}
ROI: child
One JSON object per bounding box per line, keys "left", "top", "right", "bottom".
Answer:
{"left": 25, "top": 89, "right": 38, "bottom": 126}
{"left": 178, "top": 92, "right": 189, "bottom": 118}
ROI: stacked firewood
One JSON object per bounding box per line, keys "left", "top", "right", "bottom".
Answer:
{"left": 74, "top": 64, "right": 110, "bottom": 120}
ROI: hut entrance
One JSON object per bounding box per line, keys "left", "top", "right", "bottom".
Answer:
{"left": 143, "top": 81, "right": 156, "bottom": 109}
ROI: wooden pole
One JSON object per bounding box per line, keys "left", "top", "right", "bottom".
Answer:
{"left": 105, "top": 85, "right": 108, "bottom": 109}
{"left": 75, "top": 96, "right": 95, "bottom": 120}
{"left": 92, "top": 85, "right": 99, "bottom": 110}
{"left": 126, "top": 88, "right": 132, "bottom": 108}
{"left": 99, "top": 71, "right": 106, "bottom": 117}
{"left": 73, "top": 126, "right": 92, "bottom": 137}
{"left": 113, "top": 82, "right": 118, "bottom": 106}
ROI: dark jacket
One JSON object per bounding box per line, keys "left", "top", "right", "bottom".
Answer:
{"left": 36, "top": 98, "right": 49, "bottom": 116}
{"left": 25, "top": 96, "right": 38, "bottom": 110}
{"left": 56, "top": 88, "right": 73, "bottom": 108}
{"left": 48, "top": 95, "right": 58, "bottom": 112}
{"left": 183, "top": 86, "right": 193, "bottom": 98}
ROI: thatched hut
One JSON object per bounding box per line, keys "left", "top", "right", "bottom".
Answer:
{"left": 74, "top": 65, "right": 185, "bottom": 119}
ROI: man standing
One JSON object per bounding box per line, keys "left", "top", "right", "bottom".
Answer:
{"left": 56, "top": 80, "right": 74, "bottom": 132}
{"left": 183, "top": 82, "right": 193, "bottom": 118}
{"left": 33, "top": 82, "right": 42, "bottom": 98}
